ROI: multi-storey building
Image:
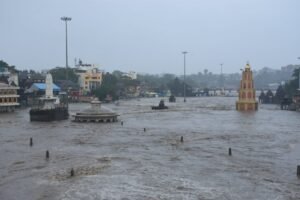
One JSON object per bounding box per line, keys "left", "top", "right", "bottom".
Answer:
{"left": 122, "top": 71, "right": 137, "bottom": 80}
{"left": 75, "top": 60, "right": 103, "bottom": 94}
{"left": 0, "top": 82, "right": 19, "bottom": 112}
{"left": 236, "top": 63, "right": 258, "bottom": 111}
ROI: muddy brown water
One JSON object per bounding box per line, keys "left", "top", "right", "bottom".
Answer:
{"left": 0, "top": 97, "right": 300, "bottom": 200}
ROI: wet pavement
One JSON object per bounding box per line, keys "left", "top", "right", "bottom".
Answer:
{"left": 0, "top": 97, "right": 300, "bottom": 200}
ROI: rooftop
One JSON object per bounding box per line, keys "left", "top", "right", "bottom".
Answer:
{"left": 30, "top": 83, "right": 60, "bottom": 91}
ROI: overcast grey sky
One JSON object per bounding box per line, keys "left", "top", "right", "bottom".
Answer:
{"left": 1, "top": 0, "right": 300, "bottom": 75}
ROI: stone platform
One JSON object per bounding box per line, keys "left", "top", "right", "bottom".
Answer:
{"left": 72, "top": 98, "right": 119, "bottom": 123}
{"left": 73, "top": 112, "right": 118, "bottom": 123}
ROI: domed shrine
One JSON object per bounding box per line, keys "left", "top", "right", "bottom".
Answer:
{"left": 236, "top": 63, "right": 258, "bottom": 111}
{"left": 72, "top": 98, "right": 118, "bottom": 122}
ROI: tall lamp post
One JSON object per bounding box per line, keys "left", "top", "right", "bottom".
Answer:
{"left": 298, "top": 57, "right": 300, "bottom": 90}
{"left": 182, "top": 51, "right": 188, "bottom": 102}
{"left": 61, "top": 16, "right": 72, "bottom": 80}
{"left": 220, "top": 63, "right": 223, "bottom": 75}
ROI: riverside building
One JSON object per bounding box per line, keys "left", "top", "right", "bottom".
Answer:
{"left": 75, "top": 60, "right": 103, "bottom": 95}
{"left": 0, "top": 82, "right": 19, "bottom": 112}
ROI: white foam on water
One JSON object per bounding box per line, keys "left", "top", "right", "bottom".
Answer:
{"left": 60, "top": 175, "right": 228, "bottom": 200}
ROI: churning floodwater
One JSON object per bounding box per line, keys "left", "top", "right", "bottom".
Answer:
{"left": 0, "top": 97, "right": 300, "bottom": 200}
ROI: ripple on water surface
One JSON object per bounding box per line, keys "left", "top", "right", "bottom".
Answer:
{"left": 0, "top": 97, "right": 300, "bottom": 200}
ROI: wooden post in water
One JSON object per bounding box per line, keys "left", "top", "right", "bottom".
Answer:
{"left": 70, "top": 168, "right": 74, "bottom": 177}
{"left": 297, "top": 165, "right": 300, "bottom": 177}
{"left": 30, "top": 138, "right": 33, "bottom": 146}
{"left": 121, "top": 121, "right": 123, "bottom": 126}
{"left": 228, "top": 148, "right": 232, "bottom": 156}
{"left": 180, "top": 136, "right": 184, "bottom": 143}
{"left": 46, "top": 150, "right": 50, "bottom": 159}
{"left": 144, "top": 128, "right": 146, "bottom": 132}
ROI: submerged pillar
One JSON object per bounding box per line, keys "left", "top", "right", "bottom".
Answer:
{"left": 70, "top": 168, "right": 75, "bottom": 177}
{"left": 46, "top": 150, "right": 50, "bottom": 159}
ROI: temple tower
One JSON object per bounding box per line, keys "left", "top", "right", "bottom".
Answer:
{"left": 236, "top": 63, "right": 258, "bottom": 111}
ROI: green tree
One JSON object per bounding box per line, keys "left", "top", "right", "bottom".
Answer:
{"left": 49, "top": 67, "right": 78, "bottom": 83}
{"left": 284, "top": 68, "right": 299, "bottom": 97}
{"left": 0, "top": 60, "right": 17, "bottom": 73}
{"left": 265, "top": 90, "right": 274, "bottom": 104}
{"left": 0, "top": 60, "right": 9, "bottom": 69}
{"left": 274, "top": 85, "right": 285, "bottom": 104}
{"left": 92, "top": 73, "right": 118, "bottom": 100}
{"left": 167, "top": 77, "right": 182, "bottom": 96}
{"left": 112, "top": 70, "right": 123, "bottom": 79}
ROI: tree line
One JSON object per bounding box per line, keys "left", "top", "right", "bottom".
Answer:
{"left": 1, "top": 60, "right": 299, "bottom": 102}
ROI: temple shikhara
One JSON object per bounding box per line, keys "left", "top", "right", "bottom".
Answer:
{"left": 236, "top": 63, "right": 258, "bottom": 111}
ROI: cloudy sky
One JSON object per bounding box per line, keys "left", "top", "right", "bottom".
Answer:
{"left": 1, "top": 0, "right": 300, "bottom": 75}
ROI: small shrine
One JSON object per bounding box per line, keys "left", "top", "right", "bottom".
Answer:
{"left": 151, "top": 99, "right": 168, "bottom": 110}
{"left": 72, "top": 98, "right": 118, "bottom": 122}
{"left": 236, "top": 63, "right": 258, "bottom": 111}
{"left": 169, "top": 95, "right": 176, "bottom": 102}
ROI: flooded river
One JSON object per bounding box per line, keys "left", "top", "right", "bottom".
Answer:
{"left": 0, "top": 97, "right": 300, "bottom": 200}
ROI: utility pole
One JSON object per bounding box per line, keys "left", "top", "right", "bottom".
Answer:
{"left": 182, "top": 51, "right": 188, "bottom": 102}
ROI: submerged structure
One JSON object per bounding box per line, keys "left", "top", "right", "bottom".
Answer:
{"left": 152, "top": 100, "right": 168, "bottom": 110}
{"left": 236, "top": 63, "right": 258, "bottom": 111}
{"left": 29, "top": 73, "right": 69, "bottom": 121}
{"left": 169, "top": 95, "right": 176, "bottom": 103}
{"left": 73, "top": 98, "right": 118, "bottom": 122}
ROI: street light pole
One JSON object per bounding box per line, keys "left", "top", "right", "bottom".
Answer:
{"left": 220, "top": 63, "right": 223, "bottom": 75}
{"left": 298, "top": 57, "right": 300, "bottom": 90}
{"left": 61, "top": 16, "right": 72, "bottom": 81}
{"left": 182, "top": 51, "right": 188, "bottom": 102}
